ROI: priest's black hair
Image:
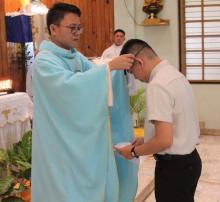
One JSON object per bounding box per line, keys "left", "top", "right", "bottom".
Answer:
{"left": 47, "top": 2, "right": 81, "bottom": 35}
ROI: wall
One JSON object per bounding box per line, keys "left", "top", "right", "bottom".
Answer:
{"left": 192, "top": 84, "right": 220, "bottom": 129}
{"left": 115, "top": 0, "right": 220, "bottom": 129}
{"left": 114, "top": 0, "right": 135, "bottom": 40}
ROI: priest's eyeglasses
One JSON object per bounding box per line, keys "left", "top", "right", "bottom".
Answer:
{"left": 60, "top": 24, "right": 83, "bottom": 34}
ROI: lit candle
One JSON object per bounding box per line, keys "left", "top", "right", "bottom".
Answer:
{"left": 0, "top": 79, "right": 13, "bottom": 93}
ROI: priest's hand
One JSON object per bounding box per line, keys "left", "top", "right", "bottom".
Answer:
{"left": 115, "top": 144, "right": 133, "bottom": 160}
{"left": 108, "top": 54, "right": 135, "bottom": 71}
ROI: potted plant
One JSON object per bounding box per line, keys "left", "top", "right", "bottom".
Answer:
{"left": 130, "top": 88, "right": 146, "bottom": 137}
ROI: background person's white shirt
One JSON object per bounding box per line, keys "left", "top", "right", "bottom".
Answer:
{"left": 144, "top": 60, "right": 200, "bottom": 155}
{"left": 101, "top": 44, "right": 123, "bottom": 60}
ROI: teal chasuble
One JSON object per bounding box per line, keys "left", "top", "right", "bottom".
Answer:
{"left": 32, "top": 41, "right": 119, "bottom": 202}
{"left": 110, "top": 71, "right": 139, "bottom": 202}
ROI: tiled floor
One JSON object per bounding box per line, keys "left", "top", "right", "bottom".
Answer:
{"left": 135, "top": 135, "right": 220, "bottom": 202}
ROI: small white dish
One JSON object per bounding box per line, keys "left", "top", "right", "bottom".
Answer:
{"left": 114, "top": 142, "right": 140, "bottom": 165}
{"left": 114, "top": 142, "right": 131, "bottom": 149}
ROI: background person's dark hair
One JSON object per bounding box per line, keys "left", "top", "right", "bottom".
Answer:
{"left": 120, "top": 39, "right": 157, "bottom": 58}
{"left": 114, "top": 29, "right": 125, "bottom": 36}
{"left": 47, "top": 2, "right": 81, "bottom": 35}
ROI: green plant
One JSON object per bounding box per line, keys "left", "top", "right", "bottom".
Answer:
{"left": 130, "top": 88, "right": 146, "bottom": 127}
{"left": 0, "top": 150, "right": 10, "bottom": 179}
{"left": 20, "top": 44, "right": 33, "bottom": 72}
{"left": 0, "top": 131, "right": 32, "bottom": 202}
{"left": 7, "top": 131, "right": 32, "bottom": 179}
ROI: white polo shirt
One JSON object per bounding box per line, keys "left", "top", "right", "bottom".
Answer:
{"left": 101, "top": 44, "right": 123, "bottom": 60}
{"left": 144, "top": 60, "right": 200, "bottom": 155}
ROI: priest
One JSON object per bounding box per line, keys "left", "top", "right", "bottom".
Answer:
{"left": 31, "top": 2, "right": 135, "bottom": 202}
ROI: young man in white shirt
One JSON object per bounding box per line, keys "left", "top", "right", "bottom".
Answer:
{"left": 116, "top": 39, "right": 202, "bottom": 202}
{"left": 101, "top": 29, "right": 125, "bottom": 60}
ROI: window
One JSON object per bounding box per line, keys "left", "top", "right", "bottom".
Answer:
{"left": 179, "top": 0, "right": 220, "bottom": 83}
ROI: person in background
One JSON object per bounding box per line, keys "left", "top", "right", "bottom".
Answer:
{"left": 116, "top": 39, "right": 202, "bottom": 202}
{"left": 31, "top": 3, "right": 135, "bottom": 202}
{"left": 100, "top": 28, "right": 136, "bottom": 96}
{"left": 101, "top": 29, "right": 126, "bottom": 60}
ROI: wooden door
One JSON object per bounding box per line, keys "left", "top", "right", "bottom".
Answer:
{"left": 0, "top": 0, "right": 8, "bottom": 77}
{"left": 41, "top": 0, "right": 114, "bottom": 56}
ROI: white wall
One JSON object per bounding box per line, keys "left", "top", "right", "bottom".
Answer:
{"left": 192, "top": 85, "right": 220, "bottom": 129}
{"left": 114, "top": 1, "right": 135, "bottom": 41}
{"left": 114, "top": 0, "right": 220, "bottom": 129}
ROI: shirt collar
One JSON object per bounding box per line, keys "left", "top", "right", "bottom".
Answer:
{"left": 149, "top": 60, "right": 170, "bottom": 82}
{"left": 39, "top": 40, "right": 77, "bottom": 59}
{"left": 113, "top": 43, "right": 123, "bottom": 48}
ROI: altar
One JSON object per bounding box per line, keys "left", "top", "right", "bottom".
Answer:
{"left": 0, "top": 92, "right": 33, "bottom": 149}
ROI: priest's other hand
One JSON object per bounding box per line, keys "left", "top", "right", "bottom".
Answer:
{"left": 115, "top": 144, "right": 133, "bottom": 160}
{"left": 108, "top": 54, "right": 135, "bottom": 71}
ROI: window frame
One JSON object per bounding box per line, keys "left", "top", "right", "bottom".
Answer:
{"left": 179, "top": 0, "right": 220, "bottom": 83}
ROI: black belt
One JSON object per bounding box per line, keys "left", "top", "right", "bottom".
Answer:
{"left": 153, "top": 149, "right": 196, "bottom": 161}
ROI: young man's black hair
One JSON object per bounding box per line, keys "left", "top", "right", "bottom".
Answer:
{"left": 120, "top": 39, "right": 157, "bottom": 57}
{"left": 114, "top": 29, "right": 126, "bottom": 35}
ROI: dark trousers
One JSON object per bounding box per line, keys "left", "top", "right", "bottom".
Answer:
{"left": 154, "top": 149, "right": 202, "bottom": 202}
